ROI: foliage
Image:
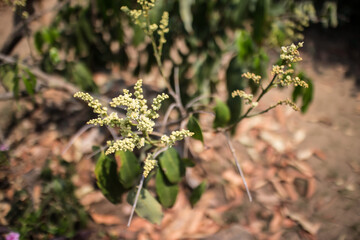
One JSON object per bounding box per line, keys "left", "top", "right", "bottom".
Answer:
{"left": 6, "top": 160, "right": 88, "bottom": 240}
{"left": 0, "top": 0, "right": 336, "bottom": 229}
{"left": 74, "top": 0, "right": 311, "bottom": 226}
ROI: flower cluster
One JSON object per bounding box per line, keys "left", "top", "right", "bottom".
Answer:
{"left": 270, "top": 42, "right": 309, "bottom": 88}
{"left": 232, "top": 90, "right": 254, "bottom": 105}
{"left": 73, "top": 92, "right": 108, "bottom": 116}
{"left": 242, "top": 72, "right": 261, "bottom": 84}
{"left": 74, "top": 79, "right": 171, "bottom": 155}
{"left": 75, "top": 79, "right": 193, "bottom": 176}
{"left": 272, "top": 99, "right": 300, "bottom": 111}
{"left": 158, "top": 12, "right": 169, "bottom": 44}
{"left": 160, "top": 130, "right": 194, "bottom": 147}
{"left": 143, "top": 153, "right": 157, "bottom": 178}
{"left": 280, "top": 42, "right": 304, "bottom": 64}
{"left": 121, "top": 0, "right": 169, "bottom": 56}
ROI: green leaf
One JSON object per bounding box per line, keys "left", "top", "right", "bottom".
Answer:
{"left": 213, "top": 99, "right": 231, "bottom": 128}
{"left": 23, "top": 69, "right": 37, "bottom": 96}
{"left": 71, "top": 62, "right": 96, "bottom": 92}
{"left": 159, "top": 148, "right": 185, "bottom": 184}
{"left": 182, "top": 158, "right": 195, "bottom": 167}
{"left": 179, "top": 0, "right": 194, "bottom": 33}
{"left": 187, "top": 115, "right": 203, "bottom": 143}
{"left": 190, "top": 181, "right": 207, "bottom": 207}
{"left": 2, "top": 70, "right": 15, "bottom": 91}
{"left": 34, "top": 31, "right": 44, "bottom": 53}
{"left": 300, "top": 79, "right": 313, "bottom": 113}
{"left": 95, "top": 152, "right": 124, "bottom": 204}
{"left": 226, "top": 57, "right": 245, "bottom": 125}
{"left": 292, "top": 72, "right": 314, "bottom": 113}
{"left": 252, "top": 0, "right": 270, "bottom": 44}
{"left": 115, "top": 151, "right": 141, "bottom": 189}
{"left": 236, "top": 30, "right": 254, "bottom": 62}
{"left": 155, "top": 168, "right": 179, "bottom": 208}
{"left": 49, "top": 47, "right": 60, "bottom": 65}
{"left": 127, "top": 188, "right": 163, "bottom": 225}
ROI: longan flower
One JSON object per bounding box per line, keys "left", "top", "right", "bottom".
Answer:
{"left": 106, "top": 138, "right": 137, "bottom": 155}
{"left": 242, "top": 72, "right": 261, "bottom": 84}
{"left": 74, "top": 92, "right": 108, "bottom": 116}
{"left": 232, "top": 90, "right": 254, "bottom": 104}
{"left": 143, "top": 153, "right": 157, "bottom": 178}
{"left": 161, "top": 130, "right": 194, "bottom": 147}
{"left": 280, "top": 42, "right": 304, "bottom": 63}
{"left": 272, "top": 99, "right": 300, "bottom": 111}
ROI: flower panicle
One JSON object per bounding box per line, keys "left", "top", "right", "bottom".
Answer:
{"left": 272, "top": 98, "right": 300, "bottom": 111}
{"left": 160, "top": 130, "right": 194, "bottom": 147}
{"left": 242, "top": 72, "right": 261, "bottom": 84}
{"left": 232, "top": 90, "right": 254, "bottom": 105}
{"left": 143, "top": 153, "right": 157, "bottom": 178}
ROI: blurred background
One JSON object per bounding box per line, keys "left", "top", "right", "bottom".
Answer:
{"left": 0, "top": 0, "right": 359, "bottom": 239}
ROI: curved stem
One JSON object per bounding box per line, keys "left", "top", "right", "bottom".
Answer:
{"left": 127, "top": 175, "right": 145, "bottom": 227}
{"left": 225, "top": 131, "right": 252, "bottom": 202}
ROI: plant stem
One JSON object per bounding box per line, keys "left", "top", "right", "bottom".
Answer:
{"left": 127, "top": 175, "right": 145, "bottom": 227}
{"left": 223, "top": 74, "right": 278, "bottom": 131}
{"left": 225, "top": 131, "right": 252, "bottom": 202}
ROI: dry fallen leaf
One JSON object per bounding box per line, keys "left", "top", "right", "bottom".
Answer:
{"left": 269, "top": 209, "right": 283, "bottom": 233}
{"left": 313, "top": 149, "right": 327, "bottom": 161}
{"left": 282, "top": 208, "right": 321, "bottom": 235}
{"left": 90, "top": 213, "right": 122, "bottom": 225}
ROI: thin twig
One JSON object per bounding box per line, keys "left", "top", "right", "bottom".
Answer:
{"left": 62, "top": 125, "right": 94, "bottom": 155}
{"left": 224, "top": 131, "right": 252, "bottom": 202}
{"left": 85, "top": 145, "right": 106, "bottom": 159}
{"left": 127, "top": 174, "right": 145, "bottom": 227}
{"left": 160, "top": 102, "right": 177, "bottom": 133}
{"left": 1, "top": 0, "right": 71, "bottom": 54}
{"left": 0, "top": 53, "right": 80, "bottom": 94}
{"left": 106, "top": 126, "right": 119, "bottom": 140}
{"left": 246, "top": 105, "right": 277, "bottom": 118}
{"left": 185, "top": 94, "right": 213, "bottom": 109}
{"left": 127, "top": 147, "right": 168, "bottom": 227}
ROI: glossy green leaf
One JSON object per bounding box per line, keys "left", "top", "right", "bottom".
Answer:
{"left": 213, "top": 99, "right": 231, "bottom": 128}
{"left": 155, "top": 168, "right": 179, "bottom": 208}
{"left": 95, "top": 152, "right": 124, "bottom": 204}
{"left": 115, "top": 151, "right": 141, "bottom": 189}
{"left": 187, "top": 115, "right": 203, "bottom": 143}
{"left": 159, "top": 148, "right": 185, "bottom": 184}
{"left": 190, "top": 181, "right": 207, "bottom": 207}
{"left": 127, "top": 188, "right": 163, "bottom": 225}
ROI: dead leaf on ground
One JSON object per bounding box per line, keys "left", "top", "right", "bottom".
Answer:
{"left": 282, "top": 208, "right": 321, "bottom": 235}
{"left": 268, "top": 230, "right": 284, "bottom": 240}
{"left": 269, "top": 209, "right": 283, "bottom": 233}
{"left": 80, "top": 191, "right": 104, "bottom": 207}
{"left": 284, "top": 182, "right": 299, "bottom": 201}
{"left": 313, "top": 149, "right": 327, "bottom": 161}
{"left": 306, "top": 178, "right": 316, "bottom": 199}
{"left": 289, "top": 161, "right": 314, "bottom": 178}
{"left": 90, "top": 213, "right": 122, "bottom": 225}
